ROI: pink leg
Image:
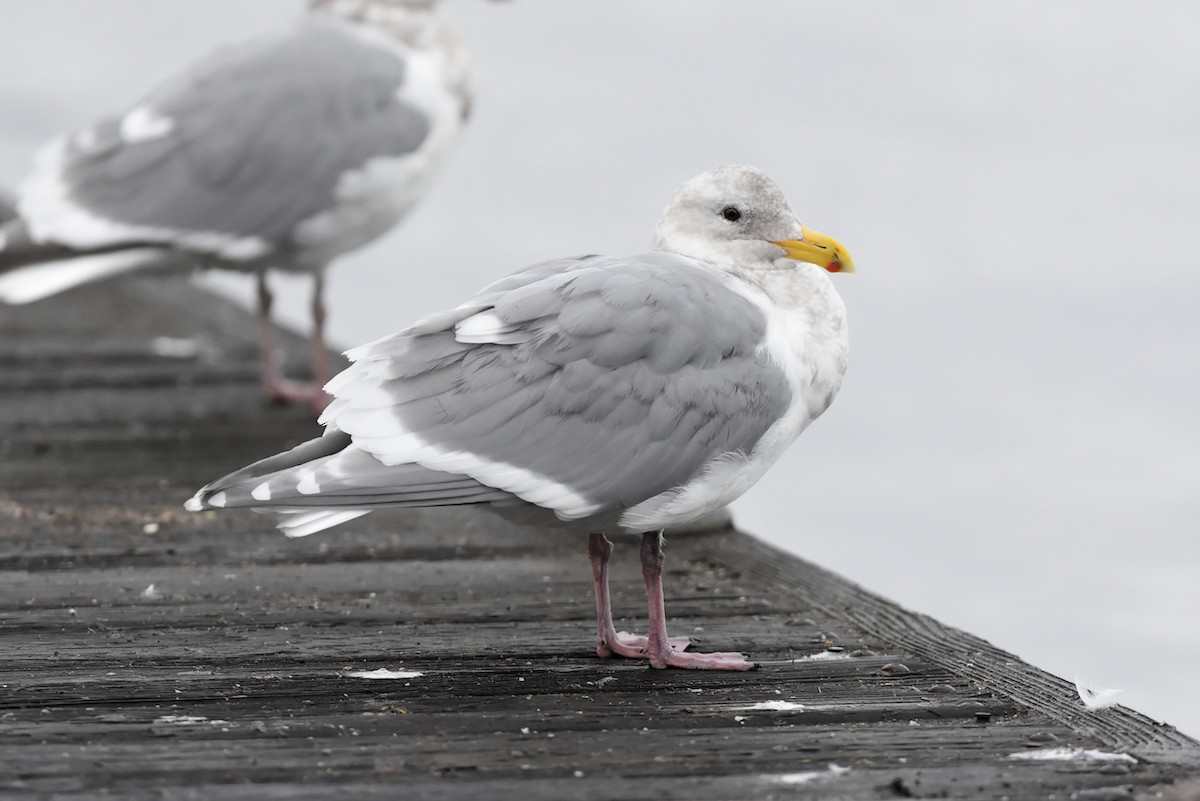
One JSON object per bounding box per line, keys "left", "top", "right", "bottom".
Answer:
{"left": 256, "top": 271, "right": 331, "bottom": 412}
{"left": 639, "top": 531, "right": 755, "bottom": 671}
{"left": 306, "top": 272, "right": 333, "bottom": 412}
{"left": 256, "top": 272, "right": 287, "bottom": 404}
{"left": 587, "top": 533, "right": 688, "bottom": 659}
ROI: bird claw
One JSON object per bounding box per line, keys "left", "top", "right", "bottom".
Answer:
{"left": 597, "top": 631, "right": 753, "bottom": 670}
{"left": 651, "top": 649, "right": 755, "bottom": 671}
{"left": 597, "top": 631, "right": 690, "bottom": 659}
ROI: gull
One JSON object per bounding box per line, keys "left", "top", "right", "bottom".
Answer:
{"left": 187, "top": 165, "right": 854, "bottom": 670}
{"left": 0, "top": 0, "right": 474, "bottom": 410}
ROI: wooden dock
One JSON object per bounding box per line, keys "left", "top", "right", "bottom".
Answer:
{"left": 2, "top": 276, "right": 1198, "bottom": 800}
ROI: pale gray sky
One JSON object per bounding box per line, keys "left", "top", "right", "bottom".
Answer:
{"left": 2, "top": 1, "right": 1197, "bottom": 735}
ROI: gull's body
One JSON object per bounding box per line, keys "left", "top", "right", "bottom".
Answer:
{"left": 0, "top": 0, "right": 473, "bottom": 409}
{"left": 188, "top": 166, "right": 854, "bottom": 669}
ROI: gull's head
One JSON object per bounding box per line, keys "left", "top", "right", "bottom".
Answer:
{"left": 652, "top": 165, "right": 854, "bottom": 275}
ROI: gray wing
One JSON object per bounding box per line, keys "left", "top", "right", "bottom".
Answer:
{"left": 41, "top": 15, "right": 429, "bottom": 250}
{"left": 323, "top": 253, "right": 793, "bottom": 520}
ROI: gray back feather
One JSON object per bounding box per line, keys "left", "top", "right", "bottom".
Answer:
{"left": 333, "top": 254, "right": 793, "bottom": 516}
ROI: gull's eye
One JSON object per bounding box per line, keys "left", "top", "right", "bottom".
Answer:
{"left": 721, "top": 206, "right": 742, "bottom": 222}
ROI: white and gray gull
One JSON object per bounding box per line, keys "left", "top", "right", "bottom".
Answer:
{"left": 187, "top": 165, "right": 855, "bottom": 670}
{"left": 0, "top": 0, "right": 474, "bottom": 410}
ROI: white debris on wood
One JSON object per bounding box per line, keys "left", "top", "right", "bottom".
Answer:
{"left": 345, "top": 668, "right": 424, "bottom": 679}
{"left": 1008, "top": 747, "right": 1135, "bottom": 763}
{"left": 773, "top": 764, "right": 850, "bottom": 784}
{"left": 1075, "top": 673, "right": 1123, "bottom": 710}
{"left": 153, "top": 715, "right": 228, "bottom": 726}
{"left": 792, "top": 651, "right": 851, "bottom": 662}
{"left": 734, "top": 700, "right": 805, "bottom": 712}
{"left": 151, "top": 336, "right": 200, "bottom": 359}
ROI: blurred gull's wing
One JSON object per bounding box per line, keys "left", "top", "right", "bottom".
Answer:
{"left": 18, "top": 14, "right": 437, "bottom": 265}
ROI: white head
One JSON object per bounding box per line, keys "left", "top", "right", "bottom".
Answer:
{"left": 652, "top": 165, "right": 854, "bottom": 276}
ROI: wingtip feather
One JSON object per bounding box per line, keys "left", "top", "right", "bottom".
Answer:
{"left": 0, "top": 248, "right": 164, "bottom": 304}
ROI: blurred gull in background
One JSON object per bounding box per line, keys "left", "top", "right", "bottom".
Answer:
{"left": 0, "top": 0, "right": 474, "bottom": 410}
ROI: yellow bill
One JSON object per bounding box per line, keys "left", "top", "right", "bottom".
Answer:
{"left": 770, "top": 227, "right": 856, "bottom": 274}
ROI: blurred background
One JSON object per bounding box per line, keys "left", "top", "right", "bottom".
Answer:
{"left": 1, "top": 1, "right": 1196, "bottom": 736}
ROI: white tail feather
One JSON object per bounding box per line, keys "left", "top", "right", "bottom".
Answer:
{"left": 0, "top": 248, "right": 164, "bottom": 304}
{"left": 274, "top": 509, "right": 370, "bottom": 538}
